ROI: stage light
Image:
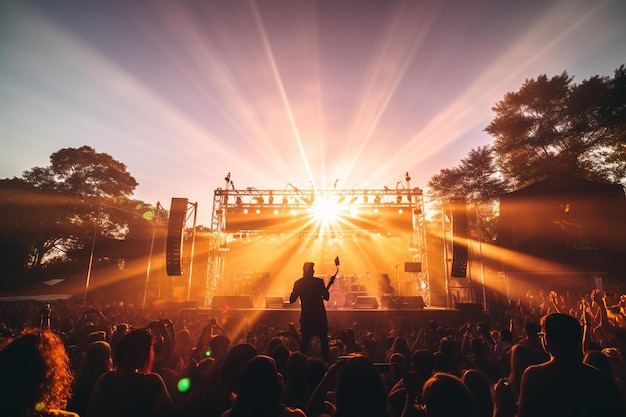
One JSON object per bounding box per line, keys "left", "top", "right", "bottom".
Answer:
{"left": 243, "top": 208, "right": 249, "bottom": 214}
{"left": 398, "top": 209, "right": 403, "bottom": 214}
{"left": 273, "top": 209, "right": 279, "bottom": 215}
{"left": 337, "top": 195, "right": 346, "bottom": 204}
{"left": 255, "top": 209, "right": 261, "bottom": 214}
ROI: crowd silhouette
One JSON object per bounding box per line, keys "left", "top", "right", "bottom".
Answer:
{"left": 1, "top": 286, "right": 625, "bottom": 417}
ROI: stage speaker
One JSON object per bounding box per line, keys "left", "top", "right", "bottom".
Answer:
{"left": 265, "top": 296, "right": 285, "bottom": 309}
{"left": 181, "top": 301, "right": 198, "bottom": 309}
{"left": 211, "top": 296, "right": 253, "bottom": 309}
{"left": 354, "top": 296, "right": 379, "bottom": 309}
{"left": 166, "top": 198, "right": 188, "bottom": 276}
{"left": 458, "top": 302, "right": 483, "bottom": 322}
{"left": 404, "top": 262, "right": 422, "bottom": 273}
{"left": 392, "top": 296, "right": 426, "bottom": 309}
{"left": 451, "top": 199, "right": 468, "bottom": 278}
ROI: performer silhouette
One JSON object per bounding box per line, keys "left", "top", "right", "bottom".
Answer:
{"left": 289, "top": 261, "right": 331, "bottom": 362}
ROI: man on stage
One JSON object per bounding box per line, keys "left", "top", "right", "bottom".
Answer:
{"left": 289, "top": 261, "right": 330, "bottom": 362}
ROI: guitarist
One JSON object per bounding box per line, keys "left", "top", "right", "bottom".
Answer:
{"left": 289, "top": 261, "right": 336, "bottom": 362}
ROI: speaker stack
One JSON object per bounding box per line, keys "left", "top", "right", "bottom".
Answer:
{"left": 166, "top": 198, "right": 188, "bottom": 276}
{"left": 451, "top": 199, "right": 468, "bottom": 278}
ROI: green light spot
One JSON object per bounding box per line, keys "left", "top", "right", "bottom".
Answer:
{"left": 205, "top": 349, "right": 212, "bottom": 357}
{"left": 178, "top": 377, "right": 191, "bottom": 392}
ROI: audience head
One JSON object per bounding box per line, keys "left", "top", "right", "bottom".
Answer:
{"left": 220, "top": 343, "right": 257, "bottom": 393}
{"left": 335, "top": 355, "right": 389, "bottom": 417}
{"left": 583, "top": 350, "right": 615, "bottom": 377}
{"left": 304, "top": 357, "right": 328, "bottom": 392}
{"left": 432, "top": 351, "right": 451, "bottom": 373}
{"left": 423, "top": 372, "right": 474, "bottom": 417}
{"left": 77, "top": 340, "right": 112, "bottom": 384}
{"left": 114, "top": 328, "right": 154, "bottom": 373}
{"left": 0, "top": 329, "right": 74, "bottom": 416}
{"left": 230, "top": 355, "right": 284, "bottom": 415}
{"left": 208, "top": 333, "right": 230, "bottom": 362}
{"left": 524, "top": 321, "right": 541, "bottom": 337}
{"left": 462, "top": 369, "right": 493, "bottom": 417}
{"left": 542, "top": 313, "right": 583, "bottom": 359}
{"left": 412, "top": 349, "right": 435, "bottom": 380}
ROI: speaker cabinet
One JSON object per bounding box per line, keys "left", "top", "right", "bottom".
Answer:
{"left": 451, "top": 199, "right": 468, "bottom": 278}
{"left": 392, "top": 296, "right": 426, "bottom": 309}
{"left": 211, "top": 296, "right": 253, "bottom": 309}
{"left": 404, "top": 262, "right": 422, "bottom": 273}
{"left": 265, "top": 296, "right": 286, "bottom": 309}
{"left": 354, "top": 296, "right": 379, "bottom": 309}
{"left": 166, "top": 198, "right": 188, "bottom": 276}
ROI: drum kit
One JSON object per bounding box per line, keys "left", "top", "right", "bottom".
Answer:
{"left": 326, "top": 273, "right": 369, "bottom": 307}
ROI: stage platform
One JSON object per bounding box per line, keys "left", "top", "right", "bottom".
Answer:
{"left": 180, "top": 302, "right": 487, "bottom": 333}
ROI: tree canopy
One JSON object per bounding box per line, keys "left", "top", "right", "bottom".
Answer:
{"left": 485, "top": 66, "right": 626, "bottom": 187}
{"left": 0, "top": 146, "right": 150, "bottom": 289}
{"left": 427, "top": 146, "right": 508, "bottom": 241}
{"left": 22, "top": 146, "right": 138, "bottom": 199}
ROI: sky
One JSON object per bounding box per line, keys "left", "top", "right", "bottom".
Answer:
{"left": 1, "top": 0, "right": 625, "bottom": 225}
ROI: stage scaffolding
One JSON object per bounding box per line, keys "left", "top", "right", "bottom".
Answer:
{"left": 205, "top": 176, "right": 429, "bottom": 307}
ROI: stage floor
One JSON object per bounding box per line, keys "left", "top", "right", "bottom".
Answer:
{"left": 181, "top": 304, "right": 487, "bottom": 333}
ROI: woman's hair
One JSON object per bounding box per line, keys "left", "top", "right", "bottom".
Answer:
{"left": 335, "top": 355, "right": 389, "bottom": 417}
{"left": 0, "top": 329, "right": 74, "bottom": 415}
{"left": 75, "top": 340, "right": 112, "bottom": 388}
{"left": 230, "top": 355, "right": 284, "bottom": 417}
{"left": 113, "top": 329, "right": 154, "bottom": 372}
{"left": 423, "top": 372, "right": 474, "bottom": 417}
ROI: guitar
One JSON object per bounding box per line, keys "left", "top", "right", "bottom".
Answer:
{"left": 326, "top": 256, "right": 340, "bottom": 290}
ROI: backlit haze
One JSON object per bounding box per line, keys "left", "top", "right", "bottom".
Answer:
{"left": 1, "top": 0, "right": 625, "bottom": 225}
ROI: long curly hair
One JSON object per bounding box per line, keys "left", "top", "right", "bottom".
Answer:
{"left": 0, "top": 329, "right": 74, "bottom": 416}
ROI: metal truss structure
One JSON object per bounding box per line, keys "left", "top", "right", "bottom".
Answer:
{"left": 205, "top": 174, "right": 429, "bottom": 306}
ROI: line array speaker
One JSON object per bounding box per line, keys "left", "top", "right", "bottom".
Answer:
{"left": 451, "top": 199, "right": 468, "bottom": 278}
{"left": 166, "top": 198, "right": 188, "bottom": 276}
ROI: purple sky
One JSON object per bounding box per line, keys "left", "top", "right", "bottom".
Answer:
{"left": 1, "top": 0, "right": 625, "bottom": 223}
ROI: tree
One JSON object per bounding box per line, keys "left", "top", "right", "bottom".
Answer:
{"left": 22, "top": 145, "right": 138, "bottom": 199}
{"left": 485, "top": 67, "right": 626, "bottom": 187}
{"left": 0, "top": 146, "right": 146, "bottom": 289}
{"left": 427, "top": 145, "right": 508, "bottom": 241}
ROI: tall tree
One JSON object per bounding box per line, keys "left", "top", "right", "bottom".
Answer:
{"left": 427, "top": 146, "right": 508, "bottom": 241}
{"left": 0, "top": 146, "right": 145, "bottom": 288}
{"left": 485, "top": 67, "right": 626, "bottom": 187}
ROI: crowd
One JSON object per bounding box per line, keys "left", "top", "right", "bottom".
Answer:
{"left": 0, "top": 286, "right": 625, "bottom": 417}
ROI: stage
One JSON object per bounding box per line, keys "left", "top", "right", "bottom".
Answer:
{"left": 179, "top": 301, "right": 487, "bottom": 334}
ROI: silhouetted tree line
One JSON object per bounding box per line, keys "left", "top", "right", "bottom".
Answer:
{"left": 0, "top": 146, "right": 160, "bottom": 291}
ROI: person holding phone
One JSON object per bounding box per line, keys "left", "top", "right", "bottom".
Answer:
{"left": 289, "top": 261, "right": 331, "bottom": 362}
